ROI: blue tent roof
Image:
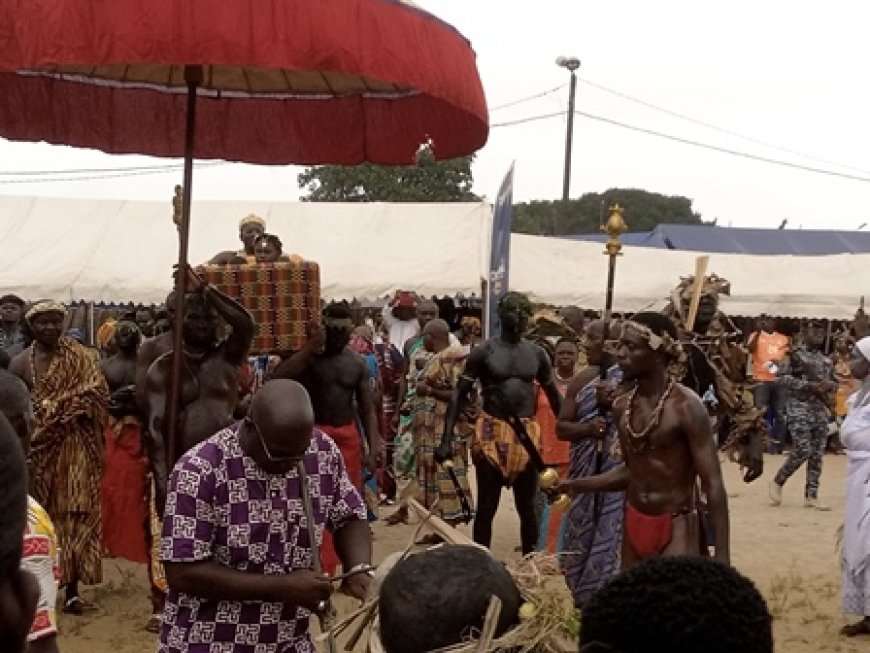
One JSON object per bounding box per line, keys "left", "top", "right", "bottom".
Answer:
{"left": 564, "top": 224, "right": 870, "bottom": 255}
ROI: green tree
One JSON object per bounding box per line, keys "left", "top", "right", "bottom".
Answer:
{"left": 512, "top": 188, "right": 707, "bottom": 235}
{"left": 297, "top": 154, "right": 480, "bottom": 202}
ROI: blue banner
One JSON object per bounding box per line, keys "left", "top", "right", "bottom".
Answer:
{"left": 486, "top": 164, "right": 515, "bottom": 339}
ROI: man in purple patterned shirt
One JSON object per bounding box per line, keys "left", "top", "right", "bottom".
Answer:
{"left": 159, "top": 380, "right": 372, "bottom": 652}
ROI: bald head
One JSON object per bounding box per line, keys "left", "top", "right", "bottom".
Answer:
{"left": 423, "top": 319, "right": 449, "bottom": 337}
{"left": 250, "top": 380, "right": 315, "bottom": 462}
{"left": 423, "top": 319, "right": 451, "bottom": 353}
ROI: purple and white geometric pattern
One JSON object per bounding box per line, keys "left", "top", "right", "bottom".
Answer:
{"left": 158, "top": 424, "right": 365, "bottom": 652}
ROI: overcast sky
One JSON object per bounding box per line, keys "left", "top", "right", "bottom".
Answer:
{"left": 2, "top": 1, "right": 869, "bottom": 230}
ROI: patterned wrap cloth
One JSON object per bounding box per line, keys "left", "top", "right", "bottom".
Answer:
{"left": 394, "top": 337, "right": 432, "bottom": 476}
{"left": 473, "top": 411, "right": 541, "bottom": 486}
{"left": 410, "top": 345, "right": 474, "bottom": 522}
{"left": 159, "top": 425, "right": 365, "bottom": 653}
{"left": 562, "top": 365, "right": 624, "bottom": 609}
{"left": 198, "top": 261, "right": 321, "bottom": 354}
{"left": 30, "top": 336, "right": 109, "bottom": 586}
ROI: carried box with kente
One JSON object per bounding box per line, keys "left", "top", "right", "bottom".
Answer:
{"left": 198, "top": 261, "right": 320, "bottom": 354}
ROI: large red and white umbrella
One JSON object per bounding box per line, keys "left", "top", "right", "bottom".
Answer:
{"left": 0, "top": 0, "right": 489, "bottom": 466}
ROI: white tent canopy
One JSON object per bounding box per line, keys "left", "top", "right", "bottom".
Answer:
{"left": 511, "top": 234, "right": 868, "bottom": 319}
{"left": 0, "top": 196, "right": 489, "bottom": 305}
{"left": 0, "top": 195, "right": 864, "bottom": 319}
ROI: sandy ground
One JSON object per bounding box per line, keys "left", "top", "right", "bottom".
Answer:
{"left": 58, "top": 453, "right": 864, "bottom": 652}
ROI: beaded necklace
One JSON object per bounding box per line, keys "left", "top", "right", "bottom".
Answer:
{"left": 622, "top": 377, "right": 676, "bottom": 452}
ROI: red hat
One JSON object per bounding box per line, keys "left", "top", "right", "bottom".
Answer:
{"left": 396, "top": 291, "right": 417, "bottom": 308}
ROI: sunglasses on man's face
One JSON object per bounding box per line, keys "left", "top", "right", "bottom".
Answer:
{"left": 246, "top": 417, "right": 303, "bottom": 464}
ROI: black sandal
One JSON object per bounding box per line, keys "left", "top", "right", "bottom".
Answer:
{"left": 63, "top": 597, "right": 85, "bottom": 615}
{"left": 841, "top": 619, "right": 870, "bottom": 637}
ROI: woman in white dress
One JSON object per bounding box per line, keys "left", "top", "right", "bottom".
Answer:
{"left": 839, "top": 336, "right": 870, "bottom": 637}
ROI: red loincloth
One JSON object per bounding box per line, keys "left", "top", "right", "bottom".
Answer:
{"left": 624, "top": 502, "right": 673, "bottom": 560}
{"left": 100, "top": 418, "right": 149, "bottom": 564}
{"left": 317, "top": 422, "right": 364, "bottom": 575}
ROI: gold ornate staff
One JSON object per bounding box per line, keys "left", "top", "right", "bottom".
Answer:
{"left": 602, "top": 203, "right": 627, "bottom": 321}
{"left": 589, "top": 204, "right": 628, "bottom": 517}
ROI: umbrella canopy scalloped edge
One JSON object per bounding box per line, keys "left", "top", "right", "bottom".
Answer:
{"left": 0, "top": 0, "right": 489, "bottom": 164}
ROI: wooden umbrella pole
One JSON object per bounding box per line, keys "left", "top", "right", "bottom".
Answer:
{"left": 165, "top": 65, "right": 203, "bottom": 475}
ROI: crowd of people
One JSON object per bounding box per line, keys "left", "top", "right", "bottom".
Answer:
{"left": 1, "top": 214, "right": 870, "bottom": 652}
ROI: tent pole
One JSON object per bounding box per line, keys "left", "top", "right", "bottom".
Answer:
{"left": 166, "top": 65, "right": 203, "bottom": 477}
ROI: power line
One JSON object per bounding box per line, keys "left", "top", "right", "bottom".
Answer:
{"left": 575, "top": 109, "right": 870, "bottom": 184}
{"left": 489, "top": 84, "right": 566, "bottom": 112}
{"left": 0, "top": 164, "right": 189, "bottom": 176}
{"left": 490, "top": 108, "right": 870, "bottom": 184}
{"left": 576, "top": 76, "right": 870, "bottom": 176}
{"left": 0, "top": 164, "right": 227, "bottom": 184}
{"left": 491, "top": 111, "right": 564, "bottom": 128}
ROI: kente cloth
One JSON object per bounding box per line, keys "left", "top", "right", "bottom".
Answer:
{"left": 317, "top": 422, "right": 363, "bottom": 576}
{"left": 30, "top": 337, "right": 108, "bottom": 586}
{"left": 563, "top": 367, "right": 624, "bottom": 609}
{"left": 22, "top": 497, "right": 59, "bottom": 643}
{"left": 197, "top": 260, "right": 321, "bottom": 354}
{"left": 840, "top": 383, "right": 870, "bottom": 615}
{"left": 159, "top": 426, "right": 365, "bottom": 653}
{"left": 624, "top": 503, "right": 673, "bottom": 560}
{"left": 535, "top": 377, "right": 570, "bottom": 554}
{"left": 473, "top": 411, "right": 541, "bottom": 486}
{"left": 148, "top": 478, "right": 168, "bottom": 595}
{"left": 410, "top": 346, "right": 474, "bottom": 522}
{"left": 395, "top": 337, "right": 431, "bottom": 475}
{"left": 101, "top": 416, "right": 149, "bottom": 564}
{"left": 374, "top": 342, "right": 403, "bottom": 415}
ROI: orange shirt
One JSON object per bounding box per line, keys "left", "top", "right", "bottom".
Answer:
{"left": 751, "top": 331, "right": 790, "bottom": 381}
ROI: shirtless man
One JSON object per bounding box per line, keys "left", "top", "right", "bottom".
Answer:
{"left": 271, "top": 301, "right": 382, "bottom": 574}
{"left": 102, "top": 320, "right": 141, "bottom": 412}
{"left": 133, "top": 293, "right": 177, "bottom": 630}
{"left": 272, "top": 301, "right": 383, "bottom": 486}
{"left": 437, "top": 292, "right": 562, "bottom": 555}
{"left": 99, "top": 321, "right": 153, "bottom": 624}
{"left": 145, "top": 267, "right": 255, "bottom": 510}
{"left": 558, "top": 312, "right": 730, "bottom": 567}
{"left": 134, "top": 291, "right": 175, "bottom": 413}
